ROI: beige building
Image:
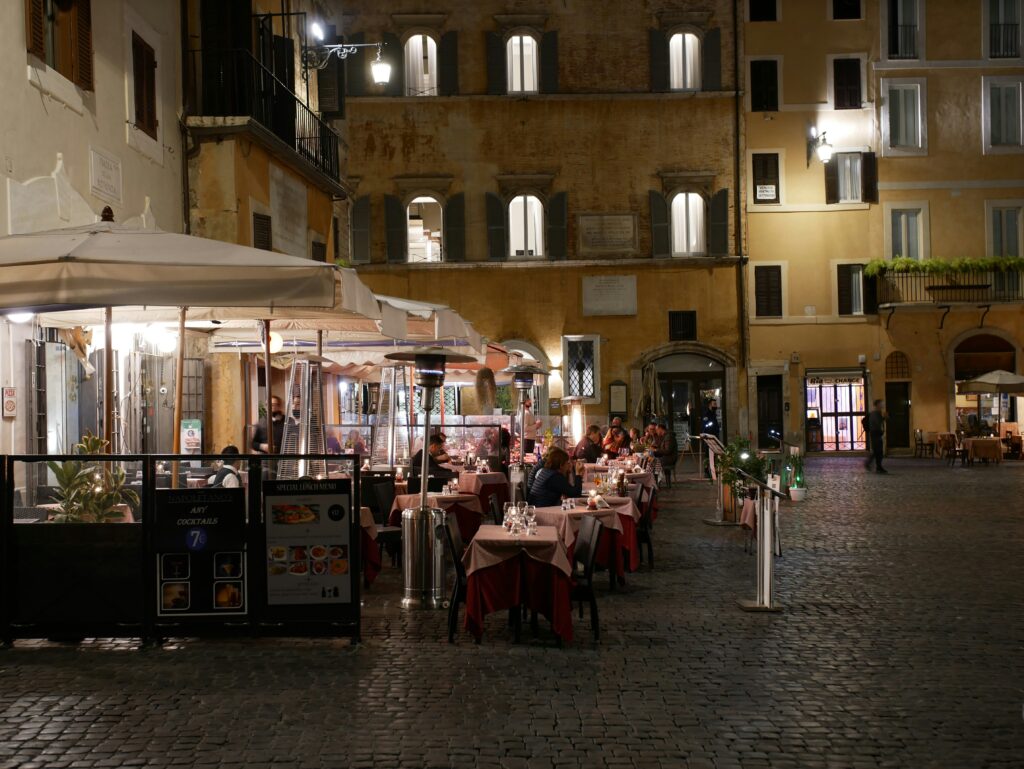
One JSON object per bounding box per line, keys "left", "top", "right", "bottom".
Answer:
{"left": 744, "top": 0, "right": 1023, "bottom": 453}
{"left": 327, "top": 0, "right": 748, "bottom": 444}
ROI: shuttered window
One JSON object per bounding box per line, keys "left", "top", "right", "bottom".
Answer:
{"left": 833, "top": 58, "right": 862, "bottom": 109}
{"left": 752, "top": 153, "right": 780, "bottom": 204}
{"left": 750, "top": 60, "right": 779, "bottom": 111}
{"left": 754, "top": 265, "right": 783, "bottom": 318}
{"left": 837, "top": 264, "right": 865, "bottom": 315}
{"left": 25, "top": 0, "right": 93, "bottom": 90}
{"left": 750, "top": 1, "right": 778, "bottom": 21}
{"left": 668, "top": 311, "right": 697, "bottom": 341}
{"left": 253, "top": 213, "right": 273, "bottom": 251}
{"left": 132, "top": 32, "right": 158, "bottom": 139}
{"left": 311, "top": 241, "right": 327, "bottom": 263}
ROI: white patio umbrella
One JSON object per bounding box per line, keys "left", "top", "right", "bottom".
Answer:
{"left": 957, "top": 369, "right": 1024, "bottom": 434}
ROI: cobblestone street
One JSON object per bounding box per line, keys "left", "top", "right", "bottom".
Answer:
{"left": 0, "top": 457, "right": 1021, "bottom": 769}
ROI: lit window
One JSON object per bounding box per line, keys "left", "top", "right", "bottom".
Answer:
{"left": 404, "top": 34, "right": 437, "bottom": 96}
{"left": 670, "top": 192, "right": 705, "bottom": 255}
{"left": 406, "top": 196, "right": 444, "bottom": 263}
{"left": 562, "top": 335, "right": 600, "bottom": 402}
{"left": 668, "top": 33, "right": 701, "bottom": 90}
{"left": 837, "top": 264, "right": 865, "bottom": 315}
{"left": 509, "top": 195, "right": 544, "bottom": 259}
{"left": 506, "top": 34, "right": 539, "bottom": 93}
{"left": 836, "top": 153, "right": 862, "bottom": 203}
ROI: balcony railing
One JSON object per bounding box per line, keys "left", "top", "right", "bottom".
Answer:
{"left": 990, "top": 23, "right": 1020, "bottom": 58}
{"left": 188, "top": 49, "right": 339, "bottom": 182}
{"left": 877, "top": 270, "right": 1024, "bottom": 305}
{"left": 888, "top": 24, "right": 918, "bottom": 59}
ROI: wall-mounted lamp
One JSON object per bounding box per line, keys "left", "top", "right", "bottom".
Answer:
{"left": 807, "top": 129, "right": 833, "bottom": 166}
{"left": 302, "top": 33, "right": 392, "bottom": 85}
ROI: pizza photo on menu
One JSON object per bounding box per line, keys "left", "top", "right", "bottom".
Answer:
{"left": 271, "top": 503, "right": 320, "bottom": 525}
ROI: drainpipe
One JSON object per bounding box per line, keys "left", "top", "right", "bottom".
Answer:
{"left": 733, "top": 0, "right": 748, "bottom": 370}
{"left": 180, "top": 0, "right": 192, "bottom": 234}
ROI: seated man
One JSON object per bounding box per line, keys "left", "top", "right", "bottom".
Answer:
{"left": 573, "top": 424, "right": 603, "bottom": 463}
{"left": 409, "top": 434, "right": 457, "bottom": 480}
{"left": 653, "top": 421, "right": 678, "bottom": 481}
{"left": 208, "top": 446, "right": 241, "bottom": 488}
{"left": 527, "top": 448, "right": 583, "bottom": 507}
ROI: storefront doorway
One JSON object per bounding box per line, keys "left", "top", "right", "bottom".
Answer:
{"left": 804, "top": 371, "right": 867, "bottom": 452}
{"left": 953, "top": 334, "right": 1017, "bottom": 432}
{"left": 655, "top": 354, "right": 725, "bottom": 447}
{"left": 756, "top": 375, "right": 784, "bottom": 450}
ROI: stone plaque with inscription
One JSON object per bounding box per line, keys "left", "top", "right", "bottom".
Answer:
{"left": 582, "top": 275, "right": 637, "bottom": 317}
{"left": 270, "top": 164, "right": 308, "bottom": 258}
{"left": 577, "top": 214, "right": 638, "bottom": 254}
{"left": 89, "top": 147, "right": 123, "bottom": 205}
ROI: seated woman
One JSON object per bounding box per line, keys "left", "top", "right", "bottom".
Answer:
{"left": 527, "top": 447, "right": 583, "bottom": 507}
{"left": 602, "top": 426, "right": 627, "bottom": 458}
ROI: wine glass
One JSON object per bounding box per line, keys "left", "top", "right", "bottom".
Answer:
{"left": 526, "top": 504, "right": 537, "bottom": 533}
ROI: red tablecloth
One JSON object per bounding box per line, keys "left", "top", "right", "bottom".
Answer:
{"left": 361, "top": 527, "right": 382, "bottom": 585}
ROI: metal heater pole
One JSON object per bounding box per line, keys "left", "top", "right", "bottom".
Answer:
{"left": 401, "top": 386, "right": 443, "bottom": 610}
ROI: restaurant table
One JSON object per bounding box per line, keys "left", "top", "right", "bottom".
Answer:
{"left": 389, "top": 493, "right": 485, "bottom": 541}
{"left": 457, "top": 471, "right": 509, "bottom": 512}
{"left": 359, "top": 506, "right": 382, "bottom": 586}
{"left": 963, "top": 437, "right": 1003, "bottom": 464}
{"left": 539, "top": 495, "right": 641, "bottom": 576}
{"left": 462, "top": 524, "right": 574, "bottom": 643}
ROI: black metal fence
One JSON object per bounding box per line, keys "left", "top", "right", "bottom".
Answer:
{"left": 877, "top": 270, "right": 1024, "bottom": 305}
{"left": 190, "top": 49, "right": 340, "bottom": 181}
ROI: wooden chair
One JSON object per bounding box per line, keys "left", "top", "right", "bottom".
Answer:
{"left": 570, "top": 514, "right": 603, "bottom": 641}
{"left": 488, "top": 493, "right": 503, "bottom": 525}
{"left": 914, "top": 429, "right": 936, "bottom": 458}
{"left": 636, "top": 486, "right": 655, "bottom": 568}
{"left": 372, "top": 482, "right": 403, "bottom": 566}
{"left": 437, "top": 516, "right": 472, "bottom": 644}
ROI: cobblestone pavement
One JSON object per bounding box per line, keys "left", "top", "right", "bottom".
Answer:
{"left": 1, "top": 457, "right": 1022, "bottom": 769}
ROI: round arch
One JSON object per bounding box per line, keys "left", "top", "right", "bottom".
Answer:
{"left": 944, "top": 328, "right": 1021, "bottom": 430}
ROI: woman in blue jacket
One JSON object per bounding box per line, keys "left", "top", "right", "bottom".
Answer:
{"left": 528, "top": 447, "right": 583, "bottom": 507}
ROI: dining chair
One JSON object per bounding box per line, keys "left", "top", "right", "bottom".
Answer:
{"left": 914, "top": 429, "right": 935, "bottom": 458}
{"left": 488, "top": 493, "right": 502, "bottom": 525}
{"left": 372, "top": 482, "right": 402, "bottom": 567}
{"left": 636, "top": 486, "right": 655, "bottom": 568}
{"left": 570, "top": 514, "right": 603, "bottom": 641}
{"left": 437, "top": 516, "right": 473, "bottom": 644}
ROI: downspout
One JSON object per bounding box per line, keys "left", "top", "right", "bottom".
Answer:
{"left": 733, "top": 0, "right": 748, "bottom": 371}
{"left": 180, "top": 0, "right": 194, "bottom": 234}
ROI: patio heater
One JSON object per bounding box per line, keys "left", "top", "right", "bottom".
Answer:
{"left": 502, "top": 362, "right": 550, "bottom": 503}
{"left": 385, "top": 346, "right": 475, "bottom": 610}
{"left": 561, "top": 396, "right": 586, "bottom": 448}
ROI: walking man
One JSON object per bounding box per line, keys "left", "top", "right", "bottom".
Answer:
{"left": 864, "top": 399, "right": 887, "bottom": 473}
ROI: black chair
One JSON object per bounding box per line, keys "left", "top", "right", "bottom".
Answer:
{"left": 914, "top": 429, "right": 936, "bottom": 458}
{"left": 437, "top": 516, "right": 473, "bottom": 644}
{"left": 488, "top": 493, "right": 502, "bottom": 525}
{"left": 406, "top": 475, "right": 448, "bottom": 495}
{"left": 636, "top": 486, "right": 655, "bottom": 568}
{"left": 372, "top": 482, "right": 402, "bottom": 567}
{"left": 360, "top": 470, "right": 395, "bottom": 521}
{"left": 571, "top": 514, "right": 603, "bottom": 641}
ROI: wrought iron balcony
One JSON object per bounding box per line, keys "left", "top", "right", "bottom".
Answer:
{"left": 188, "top": 49, "right": 339, "bottom": 181}
{"left": 888, "top": 24, "right": 918, "bottom": 59}
{"left": 876, "top": 269, "right": 1024, "bottom": 306}
{"left": 990, "top": 23, "right": 1020, "bottom": 58}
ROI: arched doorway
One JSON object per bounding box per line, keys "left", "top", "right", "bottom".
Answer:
{"left": 952, "top": 333, "right": 1017, "bottom": 432}
{"left": 654, "top": 354, "right": 725, "bottom": 445}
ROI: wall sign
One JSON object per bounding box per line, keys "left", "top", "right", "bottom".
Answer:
{"left": 89, "top": 147, "right": 123, "bottom": 205}
{"left": 578, "top": 214, "right": 638, "bottom": 254}
{"left": 181, "top": 419, "right": 201, "bottom": 454}
{"left": 582, "top": 275, "right": 637, "bottom": 316}
{"left": 755, "top": 184, "right": 777, "bottom": 201}
{"left": 2, "top": 387, "right": 16, "bottom": 419}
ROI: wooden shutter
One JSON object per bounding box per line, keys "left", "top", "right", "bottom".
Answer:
{"left": 382, "top": 32, "right": 403, "bottom": 97}
{"left": 439, "top": 31, "right": 459, "bottom": 96}
{"left": 708, "top": 189, "right": 730, "bottom": 255}
{"left": 824, "top": 158, "right": 840, "bottom": 204}
{"left": 649, "top": 29, "right": 669, "bottom": 93}
{"left": 485, "top": 32, "right": 506, "bottom": 95}
{"left": 750, "top": 60, "right": 778, "bottom": 111}
{"left": 668, "top": 311, "right": 697, "bottom": 341}
{"left": 754, "top": 266, "right": 782, "bottom": 317}
{"left": 345, "top": 32, "right": 366, "bottom": 97}
{"left": 311, "top": 242, "right": 327, "bottom": 263}
{"left": 861, "top": 152, "right": 878, "bottom": 203}
{"left": 485, "top": 192, "right": 507, "bottom": 261}
{"left": 26, "top": 0, "right": 46, "bottom": 60}
{"left": 332, "top": 215, "right": 340, "bottom": 260}
{"left": 253, "top": 213, "right": 273, "bottom": 251}
{"left": 833, "top": 58, "right": 861, "bottom": 109}
{"left": 384, "top": 194, "right": 407, "bottom": 262}
{"left": 701, "top": 29, "right": 721, "bottom": 91}
{"left": 752, "top": 154, "right": 780, "bottom": 204}
{"left": 540, "top": 31, "right": 559, "bottom": 94}
{"left": 73, "top": 0, "right": 94, "bottom": 91}
{"left": 132, "top": 32, "right": 158, "bottom": 138}
{"left": 443, "top": 193, "right": 465, "bottom": 262}
{"left": 351, "top": 196, "right": 371, "bottom": 262}
{"left": 863, "top": 272, "right": 879, "bottom": 314}
{"left": 546, "top": 192, "right": 568, "bottom": 260}
{"left": 649, "top": 190, "right": 670, "bottom": 258}
{"left": 837, "top": 264, "right": 854, "bottom": 315}
{"left": 317, "top": 31, "right": 344, "bottom": 118}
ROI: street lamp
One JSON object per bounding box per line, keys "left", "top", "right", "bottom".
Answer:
{"left": 303, "top": 38, "right": 392, "bottom": 85}
{"left": 385, "top": 346, "right": 475, "bottom": 610}
{"left": 502, "top": 362, "right": 549, "bottom": 502}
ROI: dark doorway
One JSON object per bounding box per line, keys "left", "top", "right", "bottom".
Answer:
{"left": 756, "top": 375, "right": 784, "bottom": 450}
{"left": 885, "top": 382, "right": 911, "bottom": 449}
{"left": 659, "top": 373, "right": 724, "bottom": 446}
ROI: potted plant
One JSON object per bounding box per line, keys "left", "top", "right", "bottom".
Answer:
{"left": 787, "top": 452, "right": 807, "bottom": 501}
{"left": 718, "top": 438, "right": 768, "bottom": 518}
{"left": 46, "top": 432, "right": 139, "bottom": 523}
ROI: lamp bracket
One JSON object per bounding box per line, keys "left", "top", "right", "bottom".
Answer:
{"left": 303, "top": 41, "right": 383, "bottom": 70}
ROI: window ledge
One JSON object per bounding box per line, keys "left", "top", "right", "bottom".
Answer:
{"left": 27, "top": 58, "right": 86, "bottom": 115}
{"left": 355, "top": 255, "right": 743, "bottom": 272}
{"left": 747, "top": 202, "right": 870, "bottom": 213}
{"left": 751, "top": 315, "right": 872, "bottom": 325}
{"left": 983, "top": 145, "right": 1024, "bottom": 155}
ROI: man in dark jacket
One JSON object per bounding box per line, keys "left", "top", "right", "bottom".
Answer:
{"left": 864, "top": 399, "right": 887, "bottom": 473}
{"left": 573, "top": 424, "right": 602, "bottom": 463}
{"left": 252, "top": 396, "right": 285, "bottom": 454}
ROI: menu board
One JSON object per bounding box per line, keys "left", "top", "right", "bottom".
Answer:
{"left": 154, "top": 488, "right": 247, "bottom": 618}
{"left": 264, "top": 479, "right": 352, "bottom": 606}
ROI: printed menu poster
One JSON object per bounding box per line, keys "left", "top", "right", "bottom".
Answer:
{"left": 264, "top": 479, "right": 352, "bottom": 606}
{"left": 154, "top": 488, "right": 247, "bottom": 618}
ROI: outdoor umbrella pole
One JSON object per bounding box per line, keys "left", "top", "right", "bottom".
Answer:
{"left": 104, "top": 307, "right": 113, "bottom": 450}
{"left": 171, "top": 307, "right": 187, "bottom": 489}
{"left": 264, "top": 320, "right": 274, "bottom": 455}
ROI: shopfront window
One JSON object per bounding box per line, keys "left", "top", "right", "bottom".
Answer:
{"left": 805, "top": 374, "right": 866, "bottom": 451}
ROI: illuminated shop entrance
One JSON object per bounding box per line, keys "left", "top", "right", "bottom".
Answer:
{"left": 805, "top": 371, "right": 867, "bottom": 452}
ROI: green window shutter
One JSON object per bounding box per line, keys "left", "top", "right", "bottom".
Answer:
{"left": 824, "top": 158, "right": 840, "bottom": 204}
{"left": 701, "top": 28, "right": 721, "bottom": 91}
{"left": 708, "top": 189, "right": 730, "bottom": 255}
{"left": 439, "top": 31, "right": 459, "bottom": 96}
{"left": 546, "top": 192, "right": 568, "bottom": 260}
{"left": 754, "top": 266, "right": 782, "bottom": 317}
{"left": 345, "top": 32, "right": 366, "bottom": 97}
{"left": 351, "top": 196, "right": 371, "bottom": 263}
{"left": 384, "top": 194, "right": 407, "bottom": 263}
{"left": 485, "top": 192, "right": 507, "bottom": 261}
{"left": 649, "top": 29, "right": 669, "bottom": 92}
{"left": 317, "top": 32, "right": 344, "bottom": 118}
{"left": 485, "top": 32, "right": 506, "bottom": 95}
{"left": 443, "top": 193, "right": 465, "bottom": 262}
{"left": 382, "top": 32, "right": 403, "bottom": 97}
{"left": 837, "top": 264, "right": 854, "bottom": 315}
{"left": 861, "top": 152, "right": 878, "bottom": 203}
{"left": 833, "top": 58, "right": 861, "bottom": 109}
{"left": 649, "top": 190, "right": 670, "bottom": 258}
{"left": 540, "top": 31, "right": 559, "bottom": 93}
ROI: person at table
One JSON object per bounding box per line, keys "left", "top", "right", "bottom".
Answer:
{"left": 409, "top": 434, "right": 457, "bottom": 480}
{"left": 573, "top": 424, "right": 603, "bottom": 463}
{"left": 653, "top": 421, "right": 678, "bottom": 468}
{"left": 252, "top": 395, "right": 285, "bottom": 453}
{"left": 602, "top": 425, "right": 628, "bottom": 458}
{"left": 347, "top": 429, "right": 368, "bottom": 456}
{"left": 528, "top": 447, "right": 583, "bottom": 507}
{"left": 208, "top": 446, "right": 241, "bottom": 488}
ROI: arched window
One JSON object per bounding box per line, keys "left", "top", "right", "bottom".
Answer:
{"left": 885, "top": 351, "right": 911, "bottom": 379}
{"left": 506, "top": 34, "right": 539, "bottom": 93}
{"left": 671, "top": 192, "right": 706, "bottom": 255}
{"left": 404, "top": 34, "right": 438, "bottom": 96}
{"left": 669, "top": 32, "right": 701, "bottom": 90}
{"left": 509, "top": 194, "right": 545, "bottom": 259}
{"left": 407, "top": 196, "right": 444, "bottom": 263}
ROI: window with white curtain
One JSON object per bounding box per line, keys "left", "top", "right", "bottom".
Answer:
{"left": 986, "top": 79, "right": 1023, "bottom": 148}
{"left": 670, "top": 192, "right": 706, "bottom": 255}
{"left": 992, "top": 206, "right": 1021, "bottom": 256}
{"left": 887, "top": 83, "right": 921, "bottom": 147}
{"left": 891, "top": 209, "right": 921, "bottom": 259}
{"left": 404, "top": 34, "right": 438, "bottom": 96}
{"left": 668, "top": 32, "right": 701, "bottom": 90}
{"left": 509, "top": 195, "right": 545, "bottom": 259}
{"left": 836, "top": 152, "right": 862, "bottom": 203}
{"left": 506, "top": 34, "right": 539, "bottom": 93}
{"left": 848, "top": 265, "right": 864, "bottom": 314}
